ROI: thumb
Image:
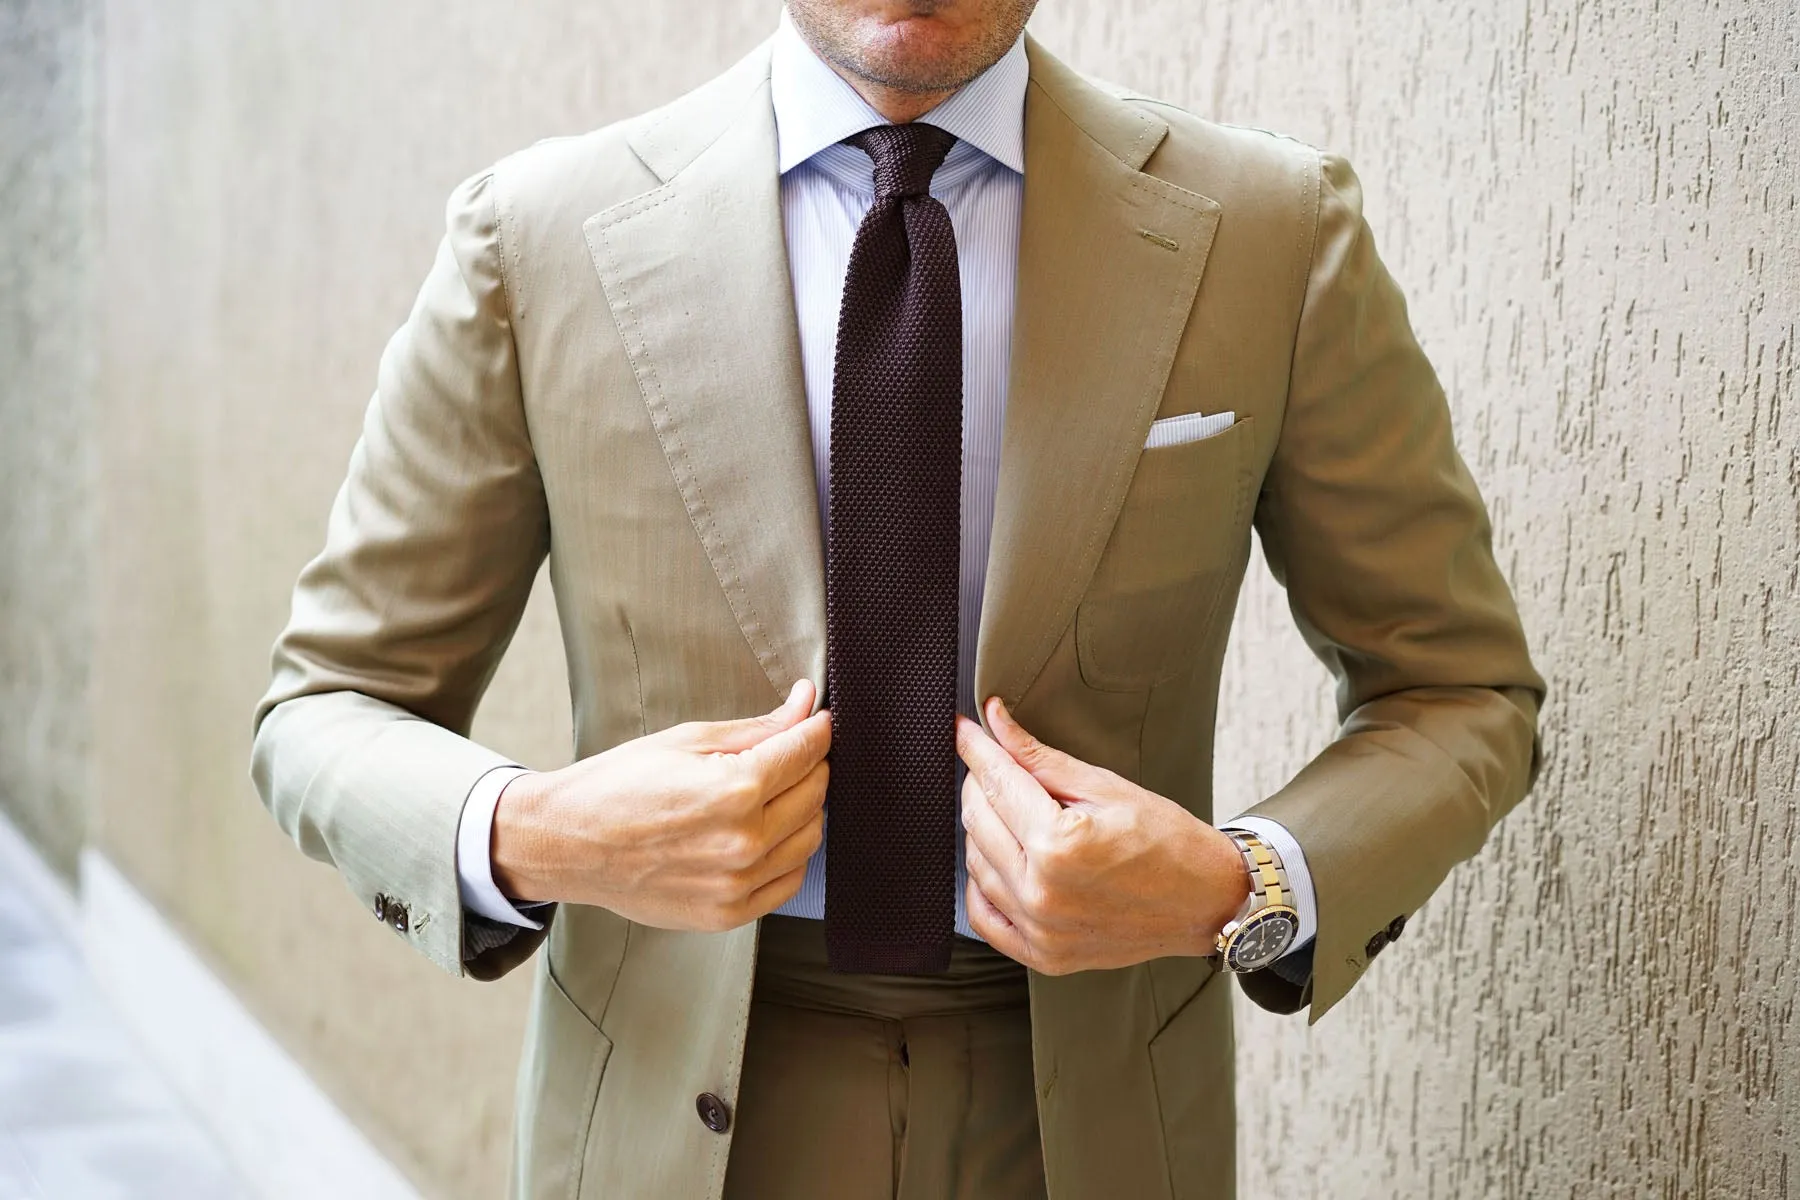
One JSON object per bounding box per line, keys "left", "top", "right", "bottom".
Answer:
{"left": 675, "top": 679, "right": 816, "bottom": 753}
{"left": 984, "top": 697, "right": 1110, "bottom": 802}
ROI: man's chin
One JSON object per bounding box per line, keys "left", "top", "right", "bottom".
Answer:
{"left": 843, "top": 25, "right": 992, "bottom": 93}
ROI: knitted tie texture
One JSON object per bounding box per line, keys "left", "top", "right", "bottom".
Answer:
{"left": 823, "top": 123, "right": 962, "bottom": 975}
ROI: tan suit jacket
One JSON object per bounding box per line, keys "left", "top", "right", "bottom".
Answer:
{"left": 253, "top": 34, "right": 1543, "bottom": 1200}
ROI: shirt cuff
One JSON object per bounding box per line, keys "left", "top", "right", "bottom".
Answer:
{"left": 1218, "top": 814, "right": 1315, "bottom": 957}
{"left": 456, "top": 765, "right": 547, "bottom": 931}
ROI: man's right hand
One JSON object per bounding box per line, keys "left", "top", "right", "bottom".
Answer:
{"left": 490, "top": 680, "right": 831, "bottom": 933}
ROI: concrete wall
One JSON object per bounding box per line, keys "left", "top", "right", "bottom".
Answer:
{"left": 6, "top": 0, "right": 1794, "bottom": 1196}
{"left": 0, "top": 0, "right": 98, "bottom": 879}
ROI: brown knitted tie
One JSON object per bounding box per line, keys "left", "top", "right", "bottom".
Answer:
{"left": 823, "top": 123, "right": 962, "bottom": 975}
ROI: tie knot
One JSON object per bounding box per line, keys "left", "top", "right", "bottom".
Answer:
{"left": 845, "top": 124, "right": 957, "bottom": 199}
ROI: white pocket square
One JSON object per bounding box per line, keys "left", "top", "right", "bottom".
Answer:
{"left": 1144, "top": 410, "right": 1235, "bottom": 450}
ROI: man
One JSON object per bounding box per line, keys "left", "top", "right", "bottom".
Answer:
{"left": 252, "top": 1, "right": 1544, "bottom": 1196}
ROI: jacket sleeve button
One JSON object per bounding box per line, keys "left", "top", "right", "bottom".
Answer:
{"left": 1365, "top": 930, "right": 1388, "bottom": 959}
{"left": 696, "top": 1092, "right": 731, "bottom": 1133}
{"left": 1386, "top": 914, "right": 1407, "bottom": 942}
{"left": 390, "top": 904, "right": 410, "bottom": 934}
{"left": 373, "top": 894, "right": 388, "bottom": 921}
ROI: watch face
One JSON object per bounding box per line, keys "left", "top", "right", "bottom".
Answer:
{"left": 1226, "top": 908, "right": 1299, "bottom": 973}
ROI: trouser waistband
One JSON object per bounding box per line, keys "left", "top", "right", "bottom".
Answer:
{"left": 753, "top": 914, "right": 1030, "bottom": 1019}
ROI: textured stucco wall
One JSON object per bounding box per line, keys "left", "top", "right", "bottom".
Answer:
{"left": 0, "top": 0, "right": 98, "bottom": 878}
{"left": 62, "top": 0, "right": 1800, "bottom": 1197}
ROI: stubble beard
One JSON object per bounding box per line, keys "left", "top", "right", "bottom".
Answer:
{"left": 787, "top": 1, "right": 1038, "bottom": 96}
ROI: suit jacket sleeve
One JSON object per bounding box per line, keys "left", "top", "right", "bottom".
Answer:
{"left": 250, "top": 169, "right": 552, "bottom": 982}
{"left": 1236, "top": 151, "right": 1546, "bottom": 1023}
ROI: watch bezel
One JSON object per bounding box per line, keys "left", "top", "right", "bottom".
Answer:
{"left": 1219, "top": 904, "right": 1300, "bottom": 973}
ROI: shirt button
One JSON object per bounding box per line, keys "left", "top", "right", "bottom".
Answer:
{"left": 696, "top": 1092, "right": 731, "bottom": 1133}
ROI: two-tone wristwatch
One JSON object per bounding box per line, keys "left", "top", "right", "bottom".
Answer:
{"left": 1214, "top": 830, "right": 1301, "bottom": 973}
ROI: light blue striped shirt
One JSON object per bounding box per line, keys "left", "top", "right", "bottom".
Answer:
{"left": 458, "top": 10, "right": 1316, "bottom": 963}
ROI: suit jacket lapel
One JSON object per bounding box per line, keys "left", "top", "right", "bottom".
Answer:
{"left": 974, "top": 39, "right": 1223, "bottom": 711}
{"left": 581, "top": 38, "right": 1220, "bottom": 713}
{"left": 584, "top": 44, "right": 828, "bottom": 701}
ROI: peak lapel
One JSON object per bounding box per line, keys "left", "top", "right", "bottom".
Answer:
{"left": 584, "top": 47, "right": 826, "bottom": 700}
{"left": 974, "top": 41, "right": 1223, "bottom": 710}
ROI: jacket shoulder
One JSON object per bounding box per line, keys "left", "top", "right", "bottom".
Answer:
{"left": 1088, "top": 75, "right": 1324, "bottom": 212}
{"left": 427, "top": 127, "right": 652, "bottom": 322}
{"left": 483, "top": 40, "right": 770, "bottom": 230}
{"left": 481, "top": 122, "right": 655, "bottom": 238}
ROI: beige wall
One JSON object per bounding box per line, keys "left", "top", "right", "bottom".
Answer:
{"left": 4, "top": 0, "right": 1792, "bottom": 1196}
{"left": 1, "top": 0, "right": 98, "bottom": 878}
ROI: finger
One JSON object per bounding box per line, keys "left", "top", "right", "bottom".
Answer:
{"left": 760, "top": 759, "right": 829, "bottom": 845}
{"left": 984, "top": 697, "right": 1109, "bottom": 801}
{"left": 966, "top": 876, "right": 1032, "bottom": 967}
{"left": 677, "top": 679, "right": 816, "bottom": 753}
{"left": 955, "top": 714, "right": 1059, "bottom": 842}
{"left": 961, "top": 772, "right": 1024, "bottom": 875}
{"left": 743, "top": 861, "right": 811, "bottom": 919}
{"left": 964, "top": 837, "right": 1025, "bottom": 923}
{"left": 744, "top": 808, "right": 825, "bottom": 891}
{"left": 741, "top": 708, "right": 834, "bottom": 799}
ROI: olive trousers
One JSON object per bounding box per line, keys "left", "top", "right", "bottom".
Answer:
{"left": 722, "top": 915, "right": 1048, "bottom": 1200}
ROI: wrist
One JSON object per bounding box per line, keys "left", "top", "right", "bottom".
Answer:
{"left": 491, "top": 770, "right": 554, "bottom": 903}
{"left": 1192, "top": 821, "right": 1251, "bottom": 955}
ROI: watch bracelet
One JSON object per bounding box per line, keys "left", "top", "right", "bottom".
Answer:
{"left": 1229, "top": 829, "right": 1289, "bottom": 910}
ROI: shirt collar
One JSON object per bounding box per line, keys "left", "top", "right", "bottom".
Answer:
{"left": 770, "top": 6, "right": 1027, "bottom": 178}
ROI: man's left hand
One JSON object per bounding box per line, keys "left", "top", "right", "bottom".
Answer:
{"left": 954, "top": 697, "right": 1251, "bottom": 974}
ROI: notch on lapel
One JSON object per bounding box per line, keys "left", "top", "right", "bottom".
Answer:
{"left": 973, "top": 40, "right": 1223, "bottom": 712}
{"left": 584, "top": 44, "right": 828, "bottom": 702}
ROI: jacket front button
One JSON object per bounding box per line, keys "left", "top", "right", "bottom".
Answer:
{"left": 696, "top": 1092, "right": 731, "bottom": 1133}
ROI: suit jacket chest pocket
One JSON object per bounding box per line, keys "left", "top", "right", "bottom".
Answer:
{"left": 1076, "top": 417, "right": 1256, "bottom": 692}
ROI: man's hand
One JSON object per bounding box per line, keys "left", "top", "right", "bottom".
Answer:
{"left": 492, "top": 680, "right": 831, "bottom": 933}
{"left": 955, "top": 697, "right": 1250, "bottom": 974}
